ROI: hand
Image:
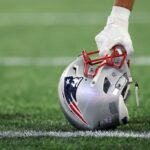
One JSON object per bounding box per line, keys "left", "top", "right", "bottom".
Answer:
{"left": 95, "top": 16, "right": 134, "bottom": 57}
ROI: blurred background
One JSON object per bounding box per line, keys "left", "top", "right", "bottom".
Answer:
{"left": 0, "top": 0, "right": 149, "bottom": 133}
{"left": 0, "top": 0, "right": 149, "bottom": 57}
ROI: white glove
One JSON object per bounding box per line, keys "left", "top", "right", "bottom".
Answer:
{"left": 95, "top": 6, "right": 134, "bottom": 57}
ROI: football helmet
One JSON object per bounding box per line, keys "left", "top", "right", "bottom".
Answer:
{"left": 58, "top": 46, "right": 133, "bottom": 130}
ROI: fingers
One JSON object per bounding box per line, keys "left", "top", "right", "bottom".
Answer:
{"left": 122, "top": 38, "right": 134, "bottom": 56}
{"left": 95, "top": 27, "right": 133, "bottom": 57}
{"left": 99, "top": 40, "right": 117, "bottom": 56}
{"left": 95, "top": 33, "right": 120, "bottom": 56}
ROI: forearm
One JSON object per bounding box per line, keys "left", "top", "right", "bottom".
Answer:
{"left": 114, "top": 0, "right": 135, "bottom": 11}
{"left": 95, "top": 0, "right": 134, "bottom": 56}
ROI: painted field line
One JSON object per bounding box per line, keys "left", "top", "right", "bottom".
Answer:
{"left": 0, "top": 130, "right": 150, "bottom": 139}
{"left": 0, "top": 57, "right": 73, "bottom": 66}
{"left": 0, "top": 12, "right": 149, "bottom": 25}
{"left": 0, "top": 56, "right": 150, "bottom": 66}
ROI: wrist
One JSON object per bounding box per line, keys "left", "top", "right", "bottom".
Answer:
{"left": 106, "top": 6, "right": 131, "bottom": 31}
{"left": 110, "top": 6, "right": 131, "bottom": 21}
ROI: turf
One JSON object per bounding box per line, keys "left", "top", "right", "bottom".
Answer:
{"left": 0, "top": 0, "right": 149, "bottom": 149}
{"left": 0, "top": 137, "right": 150, "bottom": 150}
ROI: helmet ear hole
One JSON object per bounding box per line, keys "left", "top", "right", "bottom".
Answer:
{"left": 103, "top": 77, "right": 111, "bottom": 93}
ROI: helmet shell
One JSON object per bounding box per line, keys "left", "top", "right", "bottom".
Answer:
{"left": 58, "top": 55, "right": 131, "bottom": 130}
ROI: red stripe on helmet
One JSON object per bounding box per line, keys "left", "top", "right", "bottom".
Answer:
{"left": 72, "top": 101, "right": 81, "bottom": 113}
{"left": 69, "top": 103, "right": 88, "bottom": 125}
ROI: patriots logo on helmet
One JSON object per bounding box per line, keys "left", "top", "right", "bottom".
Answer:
{"left": 64, "top": 76, "right": 88, "bottom": 125}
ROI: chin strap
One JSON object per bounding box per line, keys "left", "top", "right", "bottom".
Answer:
{"left": 134, "top": 81, "right": 139, "bottom": 107}
{"left": 128, "top": 76, "right": 139, "bottom": 107}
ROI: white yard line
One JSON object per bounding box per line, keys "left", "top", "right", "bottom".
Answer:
{"left": 0, "top": 12, "right": 149, "bottom": 25}
{"left": 0, "top": 130, "right": 149, "bottom": 139}
{"left": 0, "top": 56, "right": 149, "bottom": 66}
{"left": 0, "top": 57, "right": 74, "bottom": 66}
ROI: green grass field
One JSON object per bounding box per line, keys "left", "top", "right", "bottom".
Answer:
{"left": 0, "top": 0, "right": 150, "bottom": 149}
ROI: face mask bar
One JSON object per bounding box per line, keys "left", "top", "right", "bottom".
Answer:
{"left": 82, "top": 47, "right": 127, "bottom": 78}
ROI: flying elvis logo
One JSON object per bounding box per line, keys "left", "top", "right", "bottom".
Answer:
{"left": 64, "top": 76, "right": 88, "bottom": 125}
